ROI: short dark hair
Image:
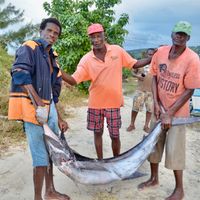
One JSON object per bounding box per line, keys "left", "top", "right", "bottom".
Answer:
{"left": 147, "top": 48, "right": 155, "bottom": 52}
{"left": 40, "top": 18, "right": 62, "bottom": 36}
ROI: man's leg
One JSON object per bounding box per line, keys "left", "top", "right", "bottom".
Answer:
{"left": 127, "top": 90, "right": 143, "bottom": 132}
{"left": 144, "top": 92, "right": 153, "bottom": 133}
{"left": 165, "top": 126, "right": 185, "bottom": 200}
{"left": 138, "top": 126, "right": 166, "bottom": 190}
{"left": 165, "top": 170, "right": 184, "bottom": 200}
{"left": 33, "top": 166, "right": 46, "bottom": 200}
{"left": 44, "top": 162, "right": 70, "bottom": 200}
{"left": 24, "top": 122, "right": 48, "bottom": 200}
{"left": 126, "top": 110, "right": 138, "bottom": 132}
{"left": 143, "top": 111, "right": 151, "bottom": 133}
{"left": 94, "top": 131, "right": 103, "bottom": 159}
{"left": 105, "top": 108, "right": 121, "bottom": 157}
{"left": 138, "top": 163, "right": 159, "bottom": 190}
{"left": 44, "top": 102, "right": 71, "bottom": 199}
{"left": 111, "top": 137, "right": 121, "bottom": 157}
{"left": 87, "top": 108, "right": 104, "bottom": 159}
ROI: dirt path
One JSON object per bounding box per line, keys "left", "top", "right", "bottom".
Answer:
{"left": 0, "top": 96, "right": 200, "bottom": 200}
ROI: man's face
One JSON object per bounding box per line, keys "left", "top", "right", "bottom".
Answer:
{"left": 171, "top": 32, "right": 190, "bottom": 47}
{"left": 40, "top": 22, "right": 60, "bottom": 45}
{"left": 147, "top": 49, "right": 155, "bottom": 58}
{"left": 89, "top": 32, "right": 105, "bottom": 50}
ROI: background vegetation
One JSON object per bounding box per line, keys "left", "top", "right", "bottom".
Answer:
{"left": 128, "top": 46, "right": 200, "bottom": 59}
{"left": 0, "top": 46, "right": 24, "bottom": 154}
{"left": 0, "top": 0, "right": 38, "bottom": 50}
{"left": 43, "top": 0, "right": 129, "bottom": 91}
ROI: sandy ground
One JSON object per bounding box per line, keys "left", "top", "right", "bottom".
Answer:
{"left": 0, "top": 96, "right": 200, "bottom": 200}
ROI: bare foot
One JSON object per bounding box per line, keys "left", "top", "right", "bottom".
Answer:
{"left": 126, "top": 124, "right": 135, "bottom": 132}
{"left": 138, "top": 178, "right": 159, "bottom": 191}
{"left": 44, "top": 191, "right": 71, "bottom": 200}
{"left": 165, "top": 188, "right": 184, "bottom": 200}
{"left": 143, "top": 126, "right": 150, "bottom": 133}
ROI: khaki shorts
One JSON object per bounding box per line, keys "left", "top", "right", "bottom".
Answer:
{"left": 132, "top": 90, "right": 153, "bottom": 113}
{"left": 148, "top": 118, "right": 186, "bottom": 170}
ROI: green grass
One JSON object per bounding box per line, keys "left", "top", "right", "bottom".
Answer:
{"left": 0, "top": 119, "right": 24, "bottom": 156}
{"left": 0, "top": 47, "right": 13, "bottom": 116}
{"left": 0, "top": 87, "right": 87, "bottom": 154}
{"left": 57, "top": 86, "right": 87, "bottom": 119}
{"left": 0, "top": 46, "right": 25, "bottom": 154}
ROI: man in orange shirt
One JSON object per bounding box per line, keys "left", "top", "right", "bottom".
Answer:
{"left": 138, "top": 21, "right": 200, "bottom": 200}
{"left": 62, "top": 23, "right": 152, "bottom": 159}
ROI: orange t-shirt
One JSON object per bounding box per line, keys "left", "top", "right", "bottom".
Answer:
{"left": 150, "top": 46, "right": 200, "bottom": 117}
{"left": 72, "top": 44, "right": 137, "bottom": 108}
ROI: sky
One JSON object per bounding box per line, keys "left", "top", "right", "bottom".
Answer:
{"left": 8, "top": 0, "right": 200, "bottom": 50}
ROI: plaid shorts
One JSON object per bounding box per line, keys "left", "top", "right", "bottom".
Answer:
{"left": 87, "top": 108, "right": 122, "bottom": 138}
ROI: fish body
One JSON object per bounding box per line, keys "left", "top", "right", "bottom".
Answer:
{"left": 43, "top": 117, "right": 200, "bottom": 185}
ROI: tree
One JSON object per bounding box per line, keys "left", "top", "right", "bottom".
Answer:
{"left": 43, "top": 0, "right": 129, "bottom": 91}
{"left": 0, "top": 0, "right": 38, "bottom": 50}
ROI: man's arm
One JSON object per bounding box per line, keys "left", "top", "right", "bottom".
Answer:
{"left": 160, "top": 89, "right": 194, "bottom": 130}
{"left": 11, "top": 67, "right": 45, "bottom": 107}
{"left": 166, "top": 89, "right": 194, "bottom": 117}
{"left": 131, "top": 69, "right": 139, "bottom": 77}
{"left": 131, "top": 69, "right": 145, "bottom": 81}
{"left": 55, "top": 103, "right": 69, "bottom": 132}
{"left": 132, "top": 48, "right": 157, "bottom": 69}
{"left": 20, "top": 84, "right": 48, "bottom": 125}
{"left": 152, "top": 76, "right": 161, "bottom": 120}
{"left": 132, "top": 57, "right": 151, "bottom": 69}
{"left": 61, "top": 69, "right": 77, "bottom": 86}
{"left": 23, "top": 84, "right": 45, "bottom": 107}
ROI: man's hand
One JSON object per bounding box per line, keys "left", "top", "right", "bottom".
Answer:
{"left": 154, "top": 102, "right": 161, "bottom": 120}
{"left": 58, "top": 118, "right": 69, "bottom": 132}
{"left": 36, "top": 106, "right": 48, "bottom": 124}
{"left": 160, "top": 112, "right": 172, "bottom": 130}
{"left": 138, "top": 76, "right": 145, "bottom": 81}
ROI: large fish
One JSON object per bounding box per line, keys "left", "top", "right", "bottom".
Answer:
{"left": 43, "top": 117, "right": 200, "bottom": 185}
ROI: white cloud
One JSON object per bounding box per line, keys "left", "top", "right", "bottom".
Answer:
{"left": 6, "top": 0, "right": 200, "bottom": 49}
{"left": 8, "top": 0, "right": 50, "bottom": 23}
{"left": 115, "top": 0, "right": 200, "bottom": 48}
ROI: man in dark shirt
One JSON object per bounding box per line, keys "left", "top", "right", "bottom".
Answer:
{"left": 8, "top": 18, "right": 70, "bottom": 200}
